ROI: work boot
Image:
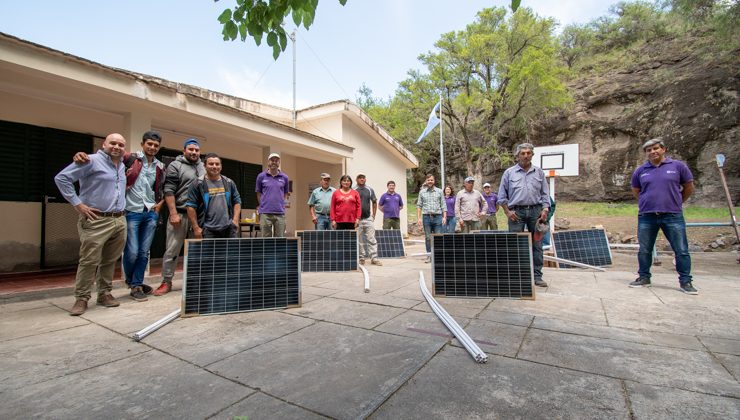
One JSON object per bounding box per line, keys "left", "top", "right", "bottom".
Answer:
{"left": 359, "top": 258, "right": 366, "bottom": 265}
{"left": 534, "top": 279, "right": 548, "bottom": 287}
{"left": 97, "top": 293, "right": 120, "bottom": 307}
{"left": 153, "top": 281, "right": 172, "bottom": 296}
{"left": 69, "top": 299, "right": 87, "bottom": 316}
{"left": 130, "top": 286, "right": 148, "bottom": 302}
{"left": 371, "top": 258, "right": 383, "bottom": 266}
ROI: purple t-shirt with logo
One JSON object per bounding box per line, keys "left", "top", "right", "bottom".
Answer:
{"left": 483, "top": 192, "right": 498, "bottom": 214}
{"left": 445, "top": 195, "right": 456, "bottom": 217}
{"left": 379, "top": 192, "right": 403, "bottom": 218}
{"left": 631, "top": 158, "right": 693, "bottom": 214}
{"left": 255, "top": 170, "right": 289, "bottom": 215}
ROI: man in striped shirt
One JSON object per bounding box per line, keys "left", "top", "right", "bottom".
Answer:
{"left": 416, "top": 174, "right": 447, "bottom": 263}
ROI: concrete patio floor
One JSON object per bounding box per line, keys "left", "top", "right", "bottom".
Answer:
{"left": 0, "top": 244, "right": 738, "bottom": 419}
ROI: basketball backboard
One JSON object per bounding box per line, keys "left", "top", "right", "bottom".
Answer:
{"left": 535, "top": 144, "right": 579, "bottom": 177}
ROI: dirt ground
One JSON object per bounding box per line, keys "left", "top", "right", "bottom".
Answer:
{"left": 568, "top": 216, "right": 738, "bottom": 252}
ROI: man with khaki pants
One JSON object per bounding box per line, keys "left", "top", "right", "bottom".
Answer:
{"left": 55, "top": 133, "right": 128, "bottom": 316}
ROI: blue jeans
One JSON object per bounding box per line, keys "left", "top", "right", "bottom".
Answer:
{"left": 316, "top": 214, "right": 331, "bottom": 230}
{"left": 637, "top": 213, "right": 692, "bottom": 284}
{"left": 423, "top": 214, "right": 444, "bottom": 252}
{"left": 445, "top": 216, "right": 457, "bottom": 233}
{"left": 507, "top": 206, "right": 544, "bottom": 280}
{"left": 123, "top": 211, "right": 159, "bottom": 287}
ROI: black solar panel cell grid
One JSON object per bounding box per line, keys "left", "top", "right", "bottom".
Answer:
{"left": 182, "top": 238, "right": 300, "bottom": 316}
{"left": 553, "top": 229, "right": 612, "bottom": 268}
{"left": 375, "top": 229, "right": 405, "bottom": 258}
{"left": 297, "top": 230, "right": 358, "bottom": 272}
{"left": 432, "top": 233, "right": 534, "bottom": 299}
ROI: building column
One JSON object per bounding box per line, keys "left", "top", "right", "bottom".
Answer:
{"left": 123, "top": 112, "right": 152, "bottom": 152}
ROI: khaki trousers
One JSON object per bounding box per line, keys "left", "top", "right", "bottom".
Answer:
{"left": 74, "top": 215, "right": 127, "bottom": 301}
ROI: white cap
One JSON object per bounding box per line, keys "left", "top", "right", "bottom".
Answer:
{"left": 268, "top": 152, "right": 281, "bottom": 160}
{"left": 483, "top": 182, "right": 491, "bottom": 188}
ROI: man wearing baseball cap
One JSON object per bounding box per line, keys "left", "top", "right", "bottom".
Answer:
{"left": 629, "top": 137, "right": 697, "bottom": 294}
{"left": 154, "top": 138, "right": 204, "bottom": 296}
{"left": 481, "top": 182, "right": 499, "bottom": 230}
{"left": 308, "top": 172, "right": 335, "bottom": 230}
{"left": 256, "top": 152, "right": 290, "bottom": 237}
{"left": 455, "top": 176, "right": 487, "bottom": 233}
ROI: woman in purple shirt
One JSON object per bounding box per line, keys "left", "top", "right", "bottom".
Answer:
{"left": 444, "top": 185, "right": 456, "bottom": 233}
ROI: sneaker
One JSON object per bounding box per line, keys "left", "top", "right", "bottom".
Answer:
{"left": 359, "top": 258, "right": 366, "bottom": 265}
{"left": 69, "top": 299, "right": 87, "bottom": 316}
{"left": 424, "top": 256, "right": 431, "bottom": 263}
{"left": 130, "top": 286, "right": 148, "bottom": 302}
{"left": 141, "top": 284, "right": 154, "bottom": 295}
{"left": 680, "top": 282, "right": 698, "bottom": 295}
{"left": 534, "top": 279, "right": 548, "bottom": 287}
{"left": 371, "top": 258, "right": 383, "bottom": 266}
{"left": 153, "top": 281, "right": 172, "bottom": 296}
{"left": 97, "top": 293, "right": 120, "bottom": 307}
{"left": 629, "top": 277, "right": 651, "bottom": 288}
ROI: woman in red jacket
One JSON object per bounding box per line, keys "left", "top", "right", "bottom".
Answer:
{"left": 331, "top": 174, "right": 361, "bottom": 230}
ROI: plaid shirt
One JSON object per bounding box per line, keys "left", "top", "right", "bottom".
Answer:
{"left": 416, "top": 185, "right": 446, "bottom": 215}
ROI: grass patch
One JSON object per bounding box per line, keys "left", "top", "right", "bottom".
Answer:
{"left": 408, "top": 196, "right": 739, "bottom": 222}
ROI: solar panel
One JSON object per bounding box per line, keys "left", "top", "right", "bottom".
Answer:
{"left": 553, "top": 228, "right": 612, "bottom": 268}
{"left": 182, "top": 238, "right": 301, "bottom": 317}
{"left": 297, "top": 230, "right": 358, "bottom": 272}
{"left": 432, "top": 233, "right": 534, "bottom": 299}
{"left": 375, "top": 229, "right": 405, "bottom": 258}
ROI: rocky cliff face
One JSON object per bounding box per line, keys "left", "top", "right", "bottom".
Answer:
{"left": 528, "top": 34, "right": 739, "bottom": 205}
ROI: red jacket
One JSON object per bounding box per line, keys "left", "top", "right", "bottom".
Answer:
{"left": 123, "top": 152, "right": 165, "bottom": 203}
{"left": 331, "top": 189, "right": 361, "bottom": 223}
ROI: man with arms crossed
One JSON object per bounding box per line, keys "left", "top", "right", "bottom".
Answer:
{"left": 186, "top": 153, "right": 242, "bottom": 239}
{"left": 55, "top": 133, "right": 128, "bottom": 315}
{"left": 498, "top": 143, "right": 550, "bottom": 287}
{"left": 629, "top": 137, "right": 697, "bottom": 294}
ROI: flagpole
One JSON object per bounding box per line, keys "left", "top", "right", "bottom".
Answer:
{"left": 439, "top": 93, "right": 444, "bottom": 190}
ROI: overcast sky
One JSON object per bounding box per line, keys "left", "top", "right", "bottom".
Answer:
{"left": 1, "top": 0, "right": 615, "bottom": 109}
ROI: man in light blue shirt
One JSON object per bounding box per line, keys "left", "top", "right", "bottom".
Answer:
{"left": 498, "top": 143, "right": 550, "bottom": 287}
{"left": 308, "top": 173, "right": 335, "bottom": 230}
{"left": 55, "top": 133, "right": 128, "bottom": 316}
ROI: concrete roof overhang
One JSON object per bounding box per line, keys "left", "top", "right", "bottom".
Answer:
{"left": 0, "top": 33, "right": 353, "bottom": 163}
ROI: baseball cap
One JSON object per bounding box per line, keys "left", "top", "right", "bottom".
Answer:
{"left": 464, "top": 176, "right": 475, "bottom": 183}
{"left": 320, "top": 172, "right": 331, "bottom": 179}
{"left": 268, "top": 152, "right": 281, "bottom": 160}
{"left": 183, "top": 138, "right": 200, "bottom": 148}
{"left": 483, "top": 182, "right": 491, "bottom": 188}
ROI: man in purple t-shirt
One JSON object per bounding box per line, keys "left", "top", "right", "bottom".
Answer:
{"left": 378, "top": 180, "right": 404, "bottom": 230}
{"left": 629, "top": 137, "right": 697, "bottom": 295}
{"left": 481, "top": 183, "right": 499, "bottom": 230}
{"left": 256, "top": 152, "right": 290, "bottom": 237}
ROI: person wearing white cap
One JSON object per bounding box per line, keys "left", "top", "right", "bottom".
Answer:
{"left": 455, "top": 176, "right": 487, "bottom": 233}
{"left": 256, "top": 152, "right": 290, "bottom": 237}
{"left": 480, "top": 182, "right": 499, "bottom": 230}
{"left": 308, "top": 172, "right": 335, "bottom": 230}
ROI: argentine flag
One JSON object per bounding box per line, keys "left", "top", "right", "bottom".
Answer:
{"left": 415, "top": 101, "right": 441, "bottom": 144}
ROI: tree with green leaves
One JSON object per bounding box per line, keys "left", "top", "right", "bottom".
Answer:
{"left": 216, "top": 1, "right": 524, "bottom": 59}
{"left": 366, "top": 7, "right": 570, "bottom": 186}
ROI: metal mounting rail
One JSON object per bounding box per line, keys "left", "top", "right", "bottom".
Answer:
{"left": 132, "top": 309, "right": 180, "bottom": 342}
{"left": 418, "top": 271, "right": 488, "bottom": 363}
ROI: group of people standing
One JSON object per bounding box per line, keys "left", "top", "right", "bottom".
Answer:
{"left": 54, "top": 133, "right": 698, "bottom": 316}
